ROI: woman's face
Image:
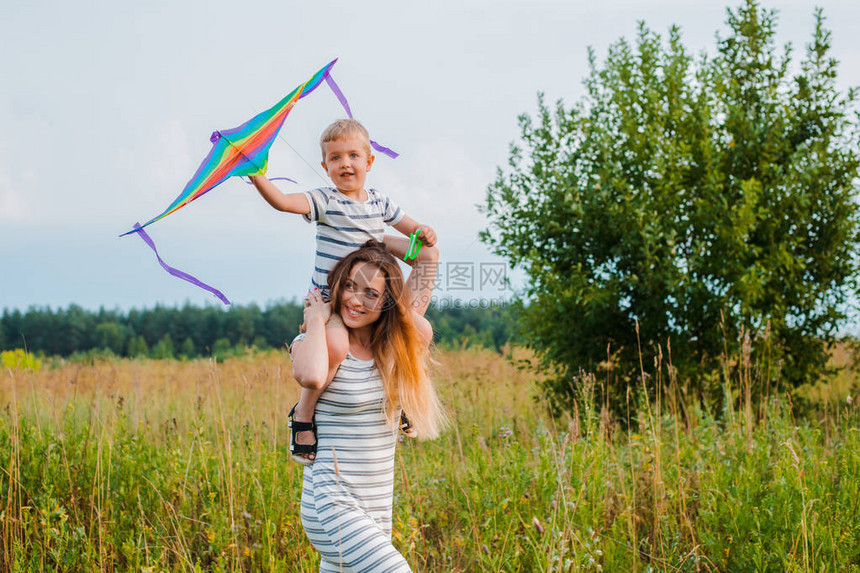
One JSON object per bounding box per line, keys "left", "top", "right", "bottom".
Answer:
{"left": 339, "top": 261, "right": 388, "bottom": 330}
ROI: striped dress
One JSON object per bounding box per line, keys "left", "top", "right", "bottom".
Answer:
{"left": 294, "top": 334, "right": 411, "bottom": 572}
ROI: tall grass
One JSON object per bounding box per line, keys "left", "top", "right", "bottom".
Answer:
{"left": 1, "top": 344, "right": 858, "bottom": 571}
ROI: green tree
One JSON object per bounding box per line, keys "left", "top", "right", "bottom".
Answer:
{"left": 150, "top": 334, "right": 175, "bottom": 360}
{"left": 212, "top": 337, "right": 233, "bottom": 361}
{"left": 180, "top": 337, "right": 196, "bottom": 359}
{"left": 481, "top": 1, "right": 860, "bottom": 408}
{"left": 262, "top": 300, "right": 303, "bottom": 348}
{"left": 94, "top": 322, "right": 129, "bottom": 355}
{"left": 127, "top": 335, "right": 149, "bottom": 358}
{"left": 57, "top": 304, "right": 93, "bottom": 355}
{"left": 0, "top": 309, "right": 22, "bottom": 351}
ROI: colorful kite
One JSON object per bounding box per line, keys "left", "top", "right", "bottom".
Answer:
{"left": 122, "top": 58, "right": 397, "bottom": 304}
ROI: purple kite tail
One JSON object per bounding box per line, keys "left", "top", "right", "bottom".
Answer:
{"left": 368, "top": 140, "right": 398, "bottom": 158}
{"left": 324, "top": 73, "right": 353, "bottom": 118}
{"left": 130, "top": 223, "right": 231, "bottom": 305}
{"left": 323, "top": 73, "right": 399, "bottom": 159}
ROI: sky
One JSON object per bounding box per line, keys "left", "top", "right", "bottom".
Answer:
{"left": 2, "top": 0, "right": 859, "bottom": 313}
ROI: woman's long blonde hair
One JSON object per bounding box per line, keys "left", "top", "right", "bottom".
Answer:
{"left": 328, "top": 240, "right": 446, "bottom": 440}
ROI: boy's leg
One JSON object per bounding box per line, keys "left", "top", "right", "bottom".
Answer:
{"left": 291, "top": 312, "right": 349, "bottom": 462}
{"left": 291, "top": 386, "right": 323, "bottom": 462}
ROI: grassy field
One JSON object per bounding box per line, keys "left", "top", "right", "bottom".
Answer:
{"left": 1, "top": 345, "right": 858, "bottom": 572}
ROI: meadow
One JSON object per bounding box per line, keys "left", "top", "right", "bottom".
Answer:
{"left": 1, "top": 343, "right": 858, "bottom": 572}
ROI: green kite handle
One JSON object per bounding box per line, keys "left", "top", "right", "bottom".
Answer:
{"left": 404, "top": 231, "right": 422, "bottom": 261}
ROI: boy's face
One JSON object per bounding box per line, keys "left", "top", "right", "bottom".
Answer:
{"left": 320, "top": 136, "right": 374, "bottom": 196}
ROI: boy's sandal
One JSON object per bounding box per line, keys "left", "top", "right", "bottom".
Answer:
{"left": 288, "top": 404, "right": 317, "bottom": 466}
{"left": 399, "top": 412, "right": 417, "bottom": 438}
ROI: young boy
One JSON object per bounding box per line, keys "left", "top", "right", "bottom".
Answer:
{"left": 250, "top": 118, "right": 437, "bottom": 464}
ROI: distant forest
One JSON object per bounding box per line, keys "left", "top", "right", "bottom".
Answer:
{"left": 0, "top": 301, "right": 518, "bottom": 359}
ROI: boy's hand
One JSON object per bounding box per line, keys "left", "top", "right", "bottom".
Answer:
{"left": 416, "top": 225, "right": 437, "bottom": 247}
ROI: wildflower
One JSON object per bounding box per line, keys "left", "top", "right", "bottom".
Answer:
{"left": 498, "top": 426, "right": 513, "bottom": 439}
{"left": 848, "top": 395, "right": 853, "bottom": 405}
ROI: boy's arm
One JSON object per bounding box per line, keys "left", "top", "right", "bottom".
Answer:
{"left": 383, "top": 235, "right": 438, "bottom": 264}
{"left": 249, "top": 175, "right": 311, "bottom": 214}
{"left": 392, "top": 214, "right": 437, "bottom": 247}
{"left": 383, "top": 235, "right": 439, "bottom": 316}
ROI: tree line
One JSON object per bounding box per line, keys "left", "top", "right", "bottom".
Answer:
{"left": 0, "top": 301, "right": 518, "bottom": 360}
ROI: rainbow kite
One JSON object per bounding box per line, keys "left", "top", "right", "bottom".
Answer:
{"left": 122, "top": 58, "right": 397, "bottom": 304}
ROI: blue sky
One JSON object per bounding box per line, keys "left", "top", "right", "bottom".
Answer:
{"left": 2, "top": 0, "right": 859, "bottom": 312}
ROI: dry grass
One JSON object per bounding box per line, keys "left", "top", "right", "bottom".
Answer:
{"left": 1, "top": 346, "right": 859, "bottom": 571}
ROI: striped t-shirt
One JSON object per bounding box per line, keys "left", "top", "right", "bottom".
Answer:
{"left": 303, "top": 187, "right": 404, "bottom": 295}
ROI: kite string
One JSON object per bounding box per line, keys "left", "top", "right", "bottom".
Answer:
{"left": 243, "top": 176, "right": 298, "bottom": 186}
{"left": 278, "top": 133, "right": 332, "bottom": 186}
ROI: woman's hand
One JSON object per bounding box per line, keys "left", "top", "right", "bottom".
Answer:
{"left": 303, "top": 288, "right": 331, "bottom": 327}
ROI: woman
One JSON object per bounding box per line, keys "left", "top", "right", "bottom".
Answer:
{"left": 290, "top": 240, "right": 446, "bottom": 572}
